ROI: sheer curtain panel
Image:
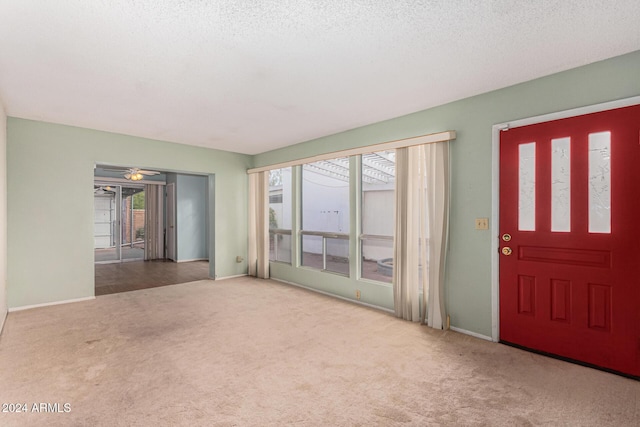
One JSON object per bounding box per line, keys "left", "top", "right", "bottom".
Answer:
{"left": 248, "top": 172, "right": 270, "bottom": 278}
{"left": 393, "top": 142, "right": 450, "bottom": 328}
{"left": 393, "top": 147, "right": 421, "bottom": 321}
{"left": 424, "top": 141, "right": 449, "bottom": 329}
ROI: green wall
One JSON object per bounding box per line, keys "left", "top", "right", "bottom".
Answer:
{"left": 253, "top": 50, "right": 640, "bottom": 337}
{"left": 0, "top": 101, "right": 6, "bottom": 330}
{"left": 7, "top": 119, "right": 251, "bottom": 308}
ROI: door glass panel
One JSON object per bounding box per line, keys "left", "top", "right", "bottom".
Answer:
{"left": 518, "top": 142, "right": 536, "bottom": 231}
{"left": 588, "top": 132, "right": 611, "bottom": 233}
{"left": 551, "top": 137, "right": 571, "bottom": 232}
{"left": 94, "top": 184, "right": 145, "bottom": 263}
{"left": 94, "top": 185, "right": 118, "bottom": 262}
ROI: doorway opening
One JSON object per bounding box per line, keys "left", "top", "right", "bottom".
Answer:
{"left": 93, "top": 166, "right": 214, "bottom": 296}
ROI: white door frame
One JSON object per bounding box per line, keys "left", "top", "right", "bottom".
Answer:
{"left": 166, "top": 182, "right": 176, "bottom": 261}
{"left": 490, "top": 95, "right": 640, "bottom": 342}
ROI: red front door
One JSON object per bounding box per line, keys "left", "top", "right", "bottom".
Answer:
{"left": 499, "top": 104, "right": 640, "bottom": 377}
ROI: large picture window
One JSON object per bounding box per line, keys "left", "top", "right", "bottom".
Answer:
{"left": 301, "top": 157, "right": 350, "bottom": 275}
{"left": 360, "top": 151, "right": 395, "bottom": 283}
{"left": 269, "top": 167, "right": 292, "bottom": 263}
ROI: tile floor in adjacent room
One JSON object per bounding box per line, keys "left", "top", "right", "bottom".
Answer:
{"left": 94, "top": 260, "right": 210, "bottom": 295}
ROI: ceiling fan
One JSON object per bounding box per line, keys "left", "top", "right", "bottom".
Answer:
{"left": 123, "top": 168, "right": 160, "bottom": 181}
{"left": 101, "top": 167, "right": 161, "bottom": 181}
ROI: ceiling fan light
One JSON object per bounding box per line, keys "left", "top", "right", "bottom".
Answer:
{"left": 124, "top": 173, "right": 131, "bottom": 180}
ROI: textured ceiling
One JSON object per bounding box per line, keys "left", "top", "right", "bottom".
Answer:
{"left": 0, "top": 1, "right": 639, "bottom": 155}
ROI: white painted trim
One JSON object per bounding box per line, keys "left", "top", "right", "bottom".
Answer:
{"left": 248, "top": 130, "right": 456, "bottom": 173}
{"left": 449, "top": 326, "right": 493, "bottom": 342}
{"left": 0, "top": 310, "right": 7, "bottom": 335}
{"left": 9, "top": 296, "right": 95, "bottom": 312}
{"left": 94, "top": 177, "right": 166, "bottom": 185}
{"left": 491, "top": 124, "right": 501, "bottom": 343}
{"left": 494, "top": 96, "right": 640, "bottom": 132}
{"left": 271, "top": 277, "right": 395, "bottom": 314}
{"left": 214, "top": 273, "right": 248, "bottom": 281}
{"left": 176, "top": 258, "right": 208, "bottom": 263}
{"left": 490, "top": 95, "right": 640, "bottom": 343}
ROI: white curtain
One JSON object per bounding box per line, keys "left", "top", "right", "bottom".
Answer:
{"left": 144, "top": 184, "right": 164, "bottom": 260}
{"left": 248, "top": 172, "right": 269, "bottom": 278}
{"left": 393, "top": 147, "right": 421, "bottom": 321}
{"left": 424, "top": 141, "right": 449, "bottom": 329}
{"left": 393, "top": 142, "right": 450, "bottom": 328}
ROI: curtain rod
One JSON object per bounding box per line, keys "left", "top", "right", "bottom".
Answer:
{"left": 247, "top": 130, "right": 455, "bottom": 174}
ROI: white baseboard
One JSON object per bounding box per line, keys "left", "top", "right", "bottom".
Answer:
{"left": 214, "top": 273, "right": 248, "bottom": 281}
{"left": 449, "top": 326, "right": 493, "bottom": 342}
{"left": 271, "top": 277, "right": 395, "bottom": 314}
{"left": 9, "top": 296, "right": 95, "bottom": 312}
{"left": 176, "top": 258, "right": 208, "bottom": 263}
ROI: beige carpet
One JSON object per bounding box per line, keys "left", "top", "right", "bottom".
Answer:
{"left": 0, "top": 277, "right": 637, "bottom": 426}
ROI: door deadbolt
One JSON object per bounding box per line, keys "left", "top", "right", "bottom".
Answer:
{"left": 502, "top": 233, "right": 511, "bottom": 242}
{"left": 501, "top": 247, "right": 513, "bottom": 256}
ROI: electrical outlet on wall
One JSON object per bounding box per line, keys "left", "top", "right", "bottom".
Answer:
{"left": 355, "top": 290, "right": 361, "bottom": 300}
{"left": 475, "top": 218, "right": 489, "bottom": 230}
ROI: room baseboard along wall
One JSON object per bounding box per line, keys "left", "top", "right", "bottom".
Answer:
{"left": 276, "top": 277, "right": 494, "bottom": 341}
{"left": 272, "top": 278, "right": 395, "bottom": 314}
{"left": 8, "top": 296, "right": 96, "bottom": 312}
{"left": 214, "top": 274, "right": 248, "bottom": 281}
{"left": 449, "top": 326, "right": 493, "bottom": 342}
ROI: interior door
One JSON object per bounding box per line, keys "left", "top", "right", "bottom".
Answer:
{"left": 499, "top": 104, "right": 640, "bottom": 377}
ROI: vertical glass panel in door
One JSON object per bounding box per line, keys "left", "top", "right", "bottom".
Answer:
{"left": 551, "top": 137, "right": 571, "bottom": 232}
{"left": 588, "top": 132, "right": 611, "bottom": 233}
{"left": 518, "top": 142, "right": 536, "bottom": 231}
{"left": 94, "top": 185, "right": 120, "bottom": 262}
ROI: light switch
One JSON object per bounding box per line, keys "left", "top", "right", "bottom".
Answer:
{"left": 475, "top": 218, "right": 489, "bottom": 230}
